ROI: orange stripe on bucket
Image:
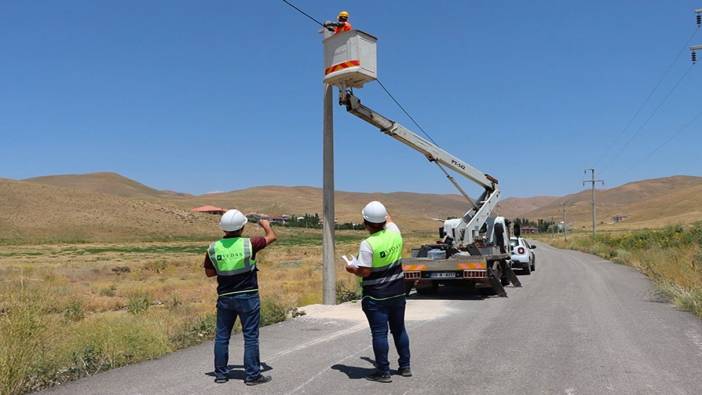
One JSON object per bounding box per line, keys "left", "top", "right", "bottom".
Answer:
{"left": 324, "top": 60, "right": 360, "bottom": 75}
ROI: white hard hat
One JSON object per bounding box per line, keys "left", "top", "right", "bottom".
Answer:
{"left": 362, "top": 201, "right": 388, "bottom": 224}
{"left": 219, "top": 209, "right": 248, "bottom": 232}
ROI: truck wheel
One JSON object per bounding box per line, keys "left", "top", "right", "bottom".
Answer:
{"left": 523, "top": 263, "right": 531, "bottom": 275}
{"left": 531, "top": 261, "right": 536, "bottom": 272}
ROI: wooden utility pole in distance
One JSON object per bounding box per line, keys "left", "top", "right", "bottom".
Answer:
{"left": 322, "top": 83, "right": 336, "bottom": 305}
{"left": 583, "top": 169, "right": 604, "bottom": 239}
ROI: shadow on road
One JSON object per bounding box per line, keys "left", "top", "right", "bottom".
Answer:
{"left": 204, "top": 362, "right": 273, "bottom": 380}
{"left": 407, "top": 285, "right": 492, "bottom": 301}
{"left": 331, "top": 357, "right": 376, "bottom": 379}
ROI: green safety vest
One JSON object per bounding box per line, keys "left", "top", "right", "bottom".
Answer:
{"left": 362, "top": 230, "right": 405, "bottom": 300}
{"left": 207, "top": 237, "right": 256, "bottom": 276}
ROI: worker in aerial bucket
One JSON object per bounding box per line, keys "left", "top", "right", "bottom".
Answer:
{"left": 324, "top": 10, "right": 352, "bottom": 34}
{"left": 203, "top": 209, "right": 277, "bottom": 386}
{"left": 343, "top": 201, "right": 412, "bottom": 383}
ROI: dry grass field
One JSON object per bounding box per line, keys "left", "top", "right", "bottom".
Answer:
{"left": 0, "top": 226, "right": 432, "bottom": 394}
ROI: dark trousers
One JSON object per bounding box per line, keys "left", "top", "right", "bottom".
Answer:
{"left": 214, "top": 292, "right": 261, "bottom": 381}
{"left": 361, "top": 296, "right": 411, "bottom": 374}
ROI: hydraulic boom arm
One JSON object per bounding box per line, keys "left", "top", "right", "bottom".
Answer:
{"left": 340, "top": 92, "right": 498, "bottom": 191}
{"left": 339, "top": 90, "right": 501, "bottom": 247}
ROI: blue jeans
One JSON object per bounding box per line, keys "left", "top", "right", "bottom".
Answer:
{"left": 361, "top": 296, "right": 411, "bottom": 374}
{"left": 214, "top": 292, "right": 261, "bottom": 381}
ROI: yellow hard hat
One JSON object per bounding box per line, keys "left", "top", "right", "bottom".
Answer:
{"left": 338, "top": 10, "right": 349, "bottom": 18}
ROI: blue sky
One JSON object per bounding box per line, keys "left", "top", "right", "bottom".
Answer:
{"left": 1, "top": 1, "right": 700, "bottom": 198}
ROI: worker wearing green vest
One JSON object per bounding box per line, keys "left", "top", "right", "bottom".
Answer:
{"left": 345, "top": 201, "right": 412, "bottom": 383}
{"left": 203, "top": 209, "right": 277, "bottom": 386}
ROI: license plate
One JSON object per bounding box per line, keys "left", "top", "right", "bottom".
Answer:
{"left": 431, "top": 272, "right": 456, "bottom": 279}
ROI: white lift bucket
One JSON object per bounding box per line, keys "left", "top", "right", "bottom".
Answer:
{"left": 323, "top": 30, "right": 377, "bottom": 88}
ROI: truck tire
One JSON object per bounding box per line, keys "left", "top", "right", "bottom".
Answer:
{"left": 523, "top": 262, "right": 531, "bottom": 275}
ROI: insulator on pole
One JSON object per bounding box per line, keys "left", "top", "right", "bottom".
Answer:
{"left": 693, "top": 50, "right": 698, "bottom": 64}
{"left": 697, "top": 14, "right": 701, "bottom": 27}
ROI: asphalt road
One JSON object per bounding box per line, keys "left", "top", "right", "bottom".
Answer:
{"left": 42, "top": 242, "right": 702, "bottom": 395}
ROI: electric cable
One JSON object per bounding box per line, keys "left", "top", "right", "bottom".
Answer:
{"left": 280, "top": 1, "right": 451, "bottom": 154}
{"left": 376, "top": 79, "right": 441, "bottom": 146}
{"left": 281, "top": 0, "right": 326, "bottom": 28}
{"left": 641, "top": 107, "right": 702, "bottom": 160}
{"left": 602, "top": 62, "right": 695, "bottom": 173}
{"left": 598, "top": 27, "right": 700, "bottom": 167}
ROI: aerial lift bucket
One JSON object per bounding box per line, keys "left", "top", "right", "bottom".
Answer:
{"left": 323, "top": 30, "right": 377, "bottom": 89}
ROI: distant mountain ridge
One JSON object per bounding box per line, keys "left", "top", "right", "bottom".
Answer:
{"left": 506, "top": 175, "right": 702, "bottom": 229}
{"left": 3, "top": 172, "right": 700, "bottom": 243}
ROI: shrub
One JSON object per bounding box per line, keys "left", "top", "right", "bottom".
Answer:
{"left": 336, "top": 280, "right": 360, "bottom": 303}
{"left": 111, "top": 266, "right": 130, "bottom": 274}
{"left": 63, "top": 300, "right": 85, "bottom": 322}
{"left": 143, "top": 260, "right": 167, "bottom": 274}
{"left": 126, "top": 294, "right": 151, "bottom": 315}
{"left": 56, "top": 315, "right": 171, "bottom": 380}
{"left": 166, "top": 294, "right": 182, "bottom": 310}
{"left": 99, "top": 285, "right": 117, "bottom": 297}
{"left": 170, "top": 313, "right": 216, "bottom": 349}
{"left": 260, "top": 298, "right": 289, "bottom": 326}
{"left": 0, "top": 287, "right": 46, "bottom": 395}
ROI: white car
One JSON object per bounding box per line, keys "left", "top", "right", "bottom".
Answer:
{"left": 510, "top": 237, "right": 536, "bottom": 274}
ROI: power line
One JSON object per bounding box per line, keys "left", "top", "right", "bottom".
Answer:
{"left": 602, "top": 62, "right": 695, "bottom": 173}
{"left": 281, "top": 0, "right": 326, "bottom": 28}
{"left": 598, "top": 27, "right": 700, "bottom": 165}
{"left": 376, "top": 79, "right": 441, "bottom": 146}
{"left": 642, "top": 107, "right": 702, "bottom": 160}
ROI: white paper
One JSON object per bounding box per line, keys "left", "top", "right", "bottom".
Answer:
{"left": 342, "top": 255, "right": 359, "bottom": 269}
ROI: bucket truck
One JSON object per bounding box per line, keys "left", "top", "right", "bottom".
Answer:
{"left": 338, "top": 90, "right": 521, "bottom": 296}
{"left": 322, "top": 29, "right": 520, "bottom": 296}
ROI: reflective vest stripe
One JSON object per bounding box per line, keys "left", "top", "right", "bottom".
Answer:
{"left": 362, "top": 271, "right": 405, "bottom": 286}
{"left": 218, "top": 288, "right": 259, "bottom": 297}
{"left": 208, "top": 238, "right": 256, "bottom": 276}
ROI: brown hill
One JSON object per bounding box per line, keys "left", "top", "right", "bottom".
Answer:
{"left": 496, "top": 196, "right": 559, "bottom": 218}
{"left": 25, "top": 172, "right": 191, "bottom": 199}
{"left": 514, "top": 176, "right": 702, "bottom": 229}
{"left": 4, "top": 173, "right": 473, "bottom": 243}
{"left": 7, "top": 172, "right": 701, "bottom": 243}
{"left": 0, "top": 178, "right": 217, "bottom": 243}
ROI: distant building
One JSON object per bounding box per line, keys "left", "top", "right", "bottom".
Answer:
{"left": 612, "top": 215, "right": 628, "bottom": 223}
{"left": 270, "top": 216, "right": 287, "bottom": 225}
{"left": 520, "top": 226, "right": 538, "bottom": 234}
{"left": 191, "top": 205, "right": 226, "bottom": 215}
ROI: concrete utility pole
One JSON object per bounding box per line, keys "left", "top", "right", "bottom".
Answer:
{"left": 561, "top": 202, "right": 568, "bottom": 241}
{"left": 583, "top": 169, "right": 604, "bottom": 238}
{"left": 322, "top": 83, "right": 336, "bottom": 305}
